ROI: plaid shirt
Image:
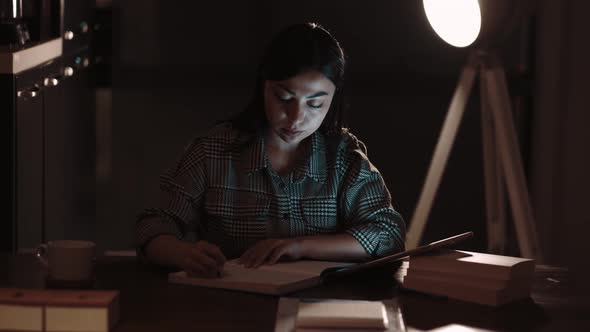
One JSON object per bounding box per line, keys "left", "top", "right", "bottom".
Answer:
{"left": 136, "top": 123, "right": 405, "bottom": 259}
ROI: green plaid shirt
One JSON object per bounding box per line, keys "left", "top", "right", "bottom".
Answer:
{"left": 136, "top": 123, "right": 405, "bottom": 259}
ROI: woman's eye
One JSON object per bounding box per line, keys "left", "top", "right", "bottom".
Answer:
{"left": 274, "top": 92, "right": 292, "bottom": 102}
{"left": 307, "top": 101, "right": 323, "bottom": 109}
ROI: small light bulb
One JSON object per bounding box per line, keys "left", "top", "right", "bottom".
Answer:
{"left": 423, "top": 0, "right": 481, "bottom": 48}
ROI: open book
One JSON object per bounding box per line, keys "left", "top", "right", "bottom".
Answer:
{"left": 168, "top": 260, "right": 351, "bottom": 295}
{"left": 168, "top": 231, "right": 474, "bottom": 295}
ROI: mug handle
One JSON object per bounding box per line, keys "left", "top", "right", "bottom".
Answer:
{"left": 36, "top": 244, "right": 49, "bottom": 267}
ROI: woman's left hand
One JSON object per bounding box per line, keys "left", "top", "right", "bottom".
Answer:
{"left": 239, "top": 238, "right": 305, "bottom": 268}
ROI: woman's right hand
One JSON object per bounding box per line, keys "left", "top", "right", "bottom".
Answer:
{"left": 179, "top": 241, "right": 226, "bottom": 278}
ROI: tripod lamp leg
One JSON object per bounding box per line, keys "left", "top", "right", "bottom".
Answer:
{"left": 406, "top": 65, "right": 477, "bottom": 249}
{"left": 480, "top": 69, "right": 507, "bottom": 254}
{"left": 483, "top": 66, "right": 543, "bottom": 261}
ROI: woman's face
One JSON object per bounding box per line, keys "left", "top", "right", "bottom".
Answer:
{"left": 263, "top": 70, "right": 336, "bottom": 149}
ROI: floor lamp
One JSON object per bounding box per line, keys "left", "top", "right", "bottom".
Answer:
{"left": 406, "top": 0, "right": 543, "bottom": 262}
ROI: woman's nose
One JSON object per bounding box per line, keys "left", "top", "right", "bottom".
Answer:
{"left": 287, "top": 103, "right": 305, "bottom": 125}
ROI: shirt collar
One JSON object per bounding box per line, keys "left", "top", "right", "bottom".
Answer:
{"left": 243, "top": 130, "right": 327, "bottom": 184}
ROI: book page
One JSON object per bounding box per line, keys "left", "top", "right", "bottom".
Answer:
{"left": 244, "top": 260, "right": 352, "bottom": 278}
{"left": 170, "top": 267, "right": 315, "bottom": 295}
{"left": 220, "top": 261, "right": 310, "bottom": 285}
{"left": 176, "top": 260, "right": 350, "bottom": 284}
{"left": 169, "top": 260, "right": 353, "bottom": 294}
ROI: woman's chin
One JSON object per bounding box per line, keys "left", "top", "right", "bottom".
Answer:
{"left": 276, "top": 129, "right": 303, "bottom": 144}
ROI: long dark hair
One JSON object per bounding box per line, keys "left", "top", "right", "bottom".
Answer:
{"left": 232, "top": 22, "right": 347, "bottom": 135}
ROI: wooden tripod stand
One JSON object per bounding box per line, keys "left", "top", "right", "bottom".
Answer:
{"left": 405, "top": 50, "right": 543, "bottom": 262}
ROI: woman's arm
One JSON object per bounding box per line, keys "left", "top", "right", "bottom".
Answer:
{"left": 144, "top": 234, "right": 193, "bottom": 268}
{"left": 239, "top": 233, "right": 370, "bottom": 268}
{"left": 145, "top": 234, "right": 226, "bottom": 277}
{"left": 300, "top": 233, "right": 370, "bottom": 261}
{"left": 136, "top": 135, "right": 225, "bottom": 277}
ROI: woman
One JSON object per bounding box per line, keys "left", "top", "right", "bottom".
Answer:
{"left": 136, "top": 22, "right": 405, "bottom": 278}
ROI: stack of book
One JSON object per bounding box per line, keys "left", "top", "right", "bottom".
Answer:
{"left": 402, "top": 249, "right": 535, "bottom": 306}
{"left": 0, "top": 288, "right": 119, "bottom": 332}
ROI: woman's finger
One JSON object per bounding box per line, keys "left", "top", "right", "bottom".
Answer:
{"left": 201, "top": 242, "right": 226, "bottom": 267}
{"left": 242, "top": 246, "right": 262, "bottom": 267}
{"left": 250, "top": 241, "right": 282, "bottom": 268}
{"left": 185, "top": 260, "right": 218, "bottom": 278}
{"left": 189, "top": 250, "right": 220, "bottom": 276}
{"left": 266, "top": 244, "right": 287, "bottom": 265}
{"left": 239, "top": 246, "right": 256, "bottom": 265}
{"left": 240, "top": 239, "right": 270, "bottom": 266}
{"left": 186, "top": 263, "right": 205, "bottom": 277}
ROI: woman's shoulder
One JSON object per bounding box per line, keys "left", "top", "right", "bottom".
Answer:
{"left": 328, "top": 127, "right": 368, "bottom": 156}
{"left": 202, "top": 121, "right": 242, "bottom": 140}
{"left": 183, "top": 122, "right": 252, "bottom": 156}
{"left": 325, "top": 128, "right": 376, "bottom": 177}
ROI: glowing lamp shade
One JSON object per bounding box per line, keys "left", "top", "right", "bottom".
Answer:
{"left": 423, "top": 0, "right": 482, "bottom": 48}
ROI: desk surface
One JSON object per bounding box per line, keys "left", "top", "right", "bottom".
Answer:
{"left": 1, "top": 253, "right": 589, "bottom": 332}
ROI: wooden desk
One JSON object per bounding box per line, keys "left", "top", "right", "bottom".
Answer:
{"left": 1, "top": 253, "right": 588, "bottom": 332}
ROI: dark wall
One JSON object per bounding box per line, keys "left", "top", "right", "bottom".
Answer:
{"left": 531, "top": 0, "right": 590, "bottom": 291}
{"left": 101, "top": 0, "right": 536, "bottom": 256}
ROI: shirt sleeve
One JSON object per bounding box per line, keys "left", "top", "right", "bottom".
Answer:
{"left": 135, "top": 137, "right": 208, "bottom": 250}
{"left": 338, "top": 135, "right": 406, "bottom": 257}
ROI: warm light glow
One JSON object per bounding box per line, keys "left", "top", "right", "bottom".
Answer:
{"left": 423, "top": 0, "right": 481, "bottom": 48}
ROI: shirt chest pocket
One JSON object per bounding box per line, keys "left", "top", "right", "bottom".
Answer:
{"left": 204, "top": 188, "right": 271, "bottom": 238}
{"left": 300, "top": 197, "right": 339, "bottom": 234}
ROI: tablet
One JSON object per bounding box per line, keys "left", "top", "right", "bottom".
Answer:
{"left": 320, "top": 231, "right": 474, "bottom": 281}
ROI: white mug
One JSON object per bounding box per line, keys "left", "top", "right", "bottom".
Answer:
{"left": 36, "top": 240, "right": 96, "bottom": 281}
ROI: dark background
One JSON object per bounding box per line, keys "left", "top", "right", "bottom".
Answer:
{"left": 94, "top": 0, "right": 589, "bottom": 289}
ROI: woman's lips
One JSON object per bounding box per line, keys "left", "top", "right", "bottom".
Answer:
{"left": 281, "top": 128, "right": 303, "bottom": 137}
